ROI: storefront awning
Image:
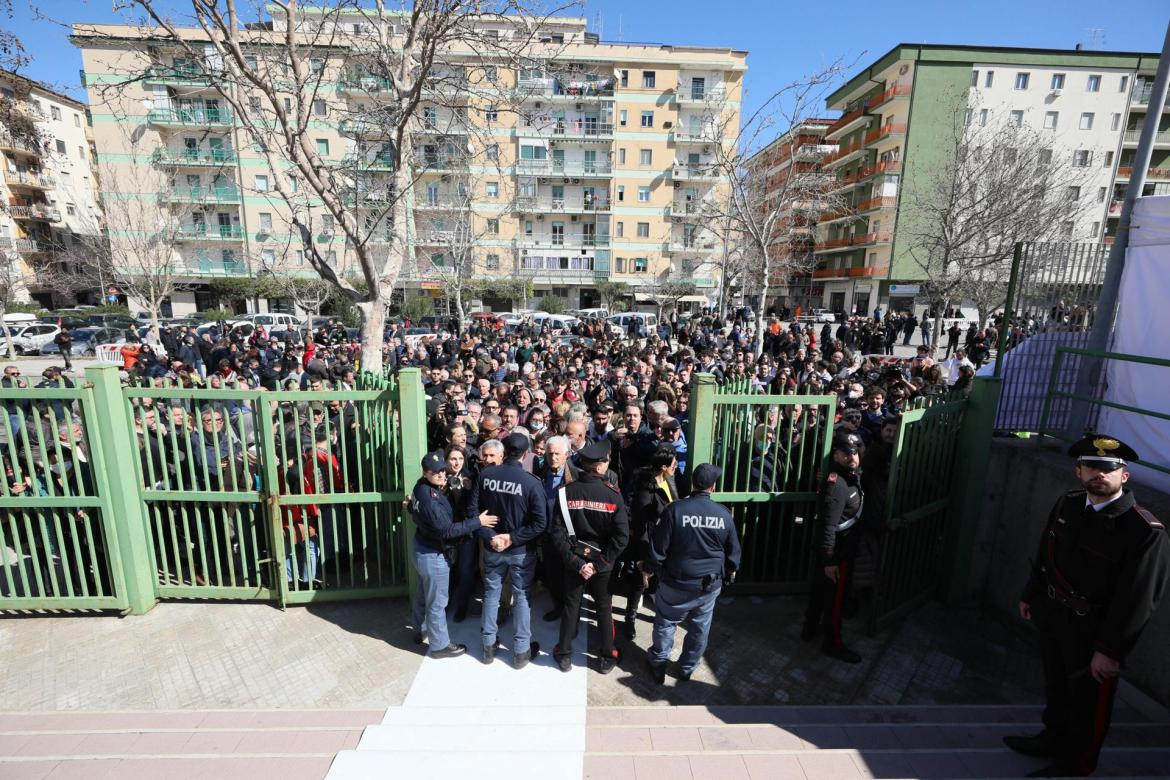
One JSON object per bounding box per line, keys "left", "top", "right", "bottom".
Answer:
{"left": 677, "top": 294, "right": 708, "bottom": 303}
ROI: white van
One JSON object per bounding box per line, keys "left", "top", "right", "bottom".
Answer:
{"left": 2, "top": 312, "right": 37, "bottom": 324}
{"left": 529, "top": 313, "right": 579, "bottom": 332}
{"left": 608, "top": 312, "right": 658, "bottom": 336}
{"left": 574, "top": 307, "right": 610, "bottom": 320}
{"left": 230, "top": 312, "right": 301, "bottom": 333}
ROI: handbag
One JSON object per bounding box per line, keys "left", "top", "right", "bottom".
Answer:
{"left": 557, "top": 487, "right": 603, "bottom": 562}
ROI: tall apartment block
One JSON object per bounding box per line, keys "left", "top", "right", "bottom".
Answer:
{"left": 812, "top": 44, "right": 1162, "bottom": 317}
{"left": 0, "top": 70, "right": 104, "bottom": 308}
{"left": 73, "top": 9, "right": 744, "bottom": 316}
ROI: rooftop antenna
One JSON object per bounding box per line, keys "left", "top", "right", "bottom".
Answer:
{"left": 594, "top": 9, "right": 603, "bottom": 40}
{"left": 618, "top": 14, "right": 623, "bottom": 42}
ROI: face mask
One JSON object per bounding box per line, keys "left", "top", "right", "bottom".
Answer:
{"left": 529, "top": 422, "right": 545, "bottom": 433}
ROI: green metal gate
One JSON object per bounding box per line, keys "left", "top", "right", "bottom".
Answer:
{"left": 689, "top": 375, "right": 836, "bottom": 591}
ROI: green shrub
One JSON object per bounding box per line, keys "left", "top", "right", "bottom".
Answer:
{"left": 538, "top": 295, "right": 567, "bottom": 314}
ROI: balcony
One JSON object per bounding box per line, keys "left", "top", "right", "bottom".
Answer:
{"left": 3, "top": 171, "right": 54, "bottom": 190}
{"left": 794, "top": 143, "right": 836, "bottom": 161}
{"left": 415, "top": 197, "right": 465, "bottom": 211}
{"left": 414, "top": 121, "right": 471, "bottom": 137}
{"left": 859, "top": 159, "right": 902, "bottom": 180}
{"left": 0, "top": 134, "right": 42, "bottom": 159}
{"left": 821, "top": 139, "right": 865, "bottom": 168}
{"left": 175, "top": 224, "right": 245, "bottom": 241}
{"left": 143, "top": 65, "right": 212, "bottom": 87}
{"left": 515, "top": 160, "right": 613, "bottom": 178}
{"left": 417, "top": 229, "right": 457, "bottom": 245}
{"left": 412, "top": 154, "right": 471, "bottom": 172}
{"left": 515, "top": 234, "right": 610, "bottom": 249}
{"left": 667, "top": 201, "right": 701, "bottom": 219}
{"left": 857, "top": 195, "right": 898, "bottom": 213}
{"left": 812, "top": 265, "right": 890, "bottom": 279}
{"left": 9, "top": 204, "right": 61, "bottom": 222}
{"left": 516, "top": 196, "right": 611, "bottom": 214}
{"left": 853, "top": 231, "right": 892, "bottom": 247}
{"left": 515, "top": 78, "right": 615, "bottom": 101}
{"left": 340, "top": 74, "right": 394, "bottom": 93}
{"left": 340, "top": 117, "right": 393, "bottom": 138}
{"left": 147, "top": 106, "right": 233, "bottom": 128}
{"left": 671, "top": 163, "right": 720, "bottom": 181}
{"left": 825, "top": 106, "right": 870, "bottom": 140}
{"left": 520, "top": 121, "right": 614, "bottom": 140}
{"left": 153, "top": 148, "right": 238, "bottom": 167}
{"left": 517, "top": 256, "right": 605, "bottom": 283}
{"left": 865, "top": 83, "right": 912, "bottom": 110}
{"left": 13, "top": 237, "right": 55, "bottom": 253}
{"left": 1116, "top": 166, "right": 1170, "bottom": 180}
{"left": 668, "top": 130, "right": 714, "bottom": 146}
{"left": 183, "top": 257, "right": 246, "bottom": 276}
{"left": 164, "top": 185, "right": 241, "bottom": 204}
{"left": 814, "top": 231, "right": 892, "bottom": 253}
{"left": 664, "top": 241, "right": 716, "bottom": 255}
{"left": 864, "top": 123, "right": 907, "bottom": 146}
{"left": 343, "top": 153, "right": 395, "bottom": 171}
{"left": 672, "top": 86, "right": 725, "bottom": 105}
{"left": 1122, "top": 129, "right": 1170, "bottom": 145}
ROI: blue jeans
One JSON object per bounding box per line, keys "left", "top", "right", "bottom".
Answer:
{"left": 285, "top": 537, "right": 319, "bottom": 584}
{"left": 649, "top": 580, "right": 720, "bottom": 675}
{"left": 412, "top": 540, "right": 452, "bottom": 653}
{"left": 482, "top": 546, "right": 535, "bottom": 653}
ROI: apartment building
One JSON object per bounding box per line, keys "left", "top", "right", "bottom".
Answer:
{"left": 814, "top": 44, "right": 1161, "bottom": 317}
{"left": 744, "top": 119, "right": 835, "bottom": 313}
{"left": 73, "top": 9, "right": 744, "bottom": 315}
{"left": 0, "top": 70, "right": 104, "bottom": 307}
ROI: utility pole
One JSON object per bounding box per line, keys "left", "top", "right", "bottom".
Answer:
{"left": 1070, "top": 20, "right": 1170, "bottom": 436}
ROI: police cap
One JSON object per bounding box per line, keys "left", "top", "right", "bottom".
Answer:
{"left": 832, "top": 432, "right": 863, "bottom": 454}
{"left": 691, "top": 463, "right": 721, "bottom": 491}
{"left": 1068, "top": 434, "right": 1138, "bottom": 471}
{"left": 503, "top": 431, "right": 530, "bottom": 457}
{"left": 578, "top": 438, "right": 612, "bottom": 464}
{"left": 421, "top": 451, "right": 446, "bottom": 473}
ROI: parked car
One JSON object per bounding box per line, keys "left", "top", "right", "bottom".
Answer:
{"left": 40, "top": 327, "right": 124, "bottom": 357}
{"left": 230, "top": 312, "right": 301, "bottom": 333}
{"left": 85, "top": 313, "right": 137, "bottom": 329}
{"left": 470, "top": 312, "right": 504, "bottom": 330}
{"left": 497, "top": 312, "right": 527, "bottom": 327}
{"left": 8, "top": 322, "right": 60, "bottom": 355}
{"left": 574, "top": 307, "right": 610, "bottom": 320}
{"left": 401, "top": 327, "right": 437, "bottom": 350}
{"left": 529, "top": 313, "right": 579, "bottom": 332}
{"left": 608, "top": 312, "right": 658, "bottom": 336}
{"left": 795, "top": 308, "right": 837, "bottom": 324}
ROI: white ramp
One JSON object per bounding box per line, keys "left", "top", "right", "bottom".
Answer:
{"left": 327, "top": 591, "right": 588, "bottom": 780}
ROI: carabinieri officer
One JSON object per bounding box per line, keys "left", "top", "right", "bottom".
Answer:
{"left": 467, "top": 432, "right": 548, "bottom": 668}
{"left": 410, "top": 452, "right": 497, "bottom": 659}
{"left": 645, "top": 463, "right": 741, "bottom": 684}
{"left": 1005, "top": 434, "right": 1168, "bottom": 777}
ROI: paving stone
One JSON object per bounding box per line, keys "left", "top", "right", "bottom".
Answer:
{"left": 633, "top": 755, "right": 694, "bottom": 780}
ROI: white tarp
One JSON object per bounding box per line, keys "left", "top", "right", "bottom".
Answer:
{"left": 1098, "top": 195, "right": 1170, "bottom": 493}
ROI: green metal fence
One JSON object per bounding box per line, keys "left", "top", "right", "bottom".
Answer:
{"left": 1, "top": 366, "right": 427, "bottom": 614}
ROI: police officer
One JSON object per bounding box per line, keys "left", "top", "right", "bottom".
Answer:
{"left": 802, "top": 431, "right": 864, "bottom": 664}
{"left": 646, "top": 463, "right": 741, "bottom": 684}
{"left": 467, "top": 432, "right": 548, "bottom": 668}
{"left": 410, "top": 452, "right": 498, "bottom": 658}
{"left": 1005, "top": 435, "right": 1169, "bottom": 777}
{"left": 550, "top": 440, "right": 630, "bottom": 674}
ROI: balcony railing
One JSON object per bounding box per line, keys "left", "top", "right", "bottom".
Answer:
{"left": 13, "top": 237, "right": 54, "bottom": 253}
{"left": 413, "top": 154, "right": 471, "bottom": 171}
{"left": 3, "top": 171, "right": 53, "bottom": 189}
{"left": 1122, "top": 129, "right": 1170, "bottom": 144}
{"left": 1117, "top": 165, "right": 1170, "bottom": 179}
{"left": 668, "top": 130, "right": 714, "bottom": 145}
{"left": 821, "top": 139, "right": 865, "bottom": 167}
{"left": 527, "top": 121, "right": 614, "bottom": 139}
{"left": 340, "top": 74, "right": 394, "bottom": 92}
{"left": 816, "top": 231, "right": 893, "bottom": 252}
{"left": 147, "top": 107, "right": 233, "bottom": 127}
{"left": 864, "top": 123, "right": 907, "bottom": 146}
{"left": 515, "top": 234, "right": 610, "bottom": 249}
{"left": 516, "top": 196, "right": 610, "bottom": 213}
{"left": 153, "top": 148, "right": 238, "bottom": 166}
{"left": 515, "top": 78, "right": 616, "bottom": 100}
{"left": 185, "top": 258, "right": 246, "bottom": 276}
{"left": 343, "top": 153, "right": 395, "bottom": 171}
{"left": 165, "top": 186, "right": 242, "bottom": 203}
{"left": 9, "top": 204, "right": 61, "bottom": 221}
{"left": 794, "top": 143, "right": 836, "bottom": 160}
{"left": 143, "top": 65, "right": 212, "bottom": 86}
{"left": 825, "top": 105, "right": 868, "bottom": 138}
{"left": 664, "top": 241, "right": 716, "bottom": 254}
{"left": 415, "top": 197, "right": 465, "bottom": 210}
{"left": 175, "top": 224, "right": 245, "bottom": 240}
{"left": 812, "top": 265, "right": 890, "bottom": 278}
{"left": 667, "top": 201, "right": 700, "bottom": 218}
{"left": 856, "top": 195, "right": 898, "bottom": 212}
{"left": 671, "top": 164, "right": 719, "bottom": 180}
{"left": 515, "top": 160, "right": 613, "bottom": 177}
{"left": 865, "top": 83, "right": 912, "bottom": 109}
{"left": 0, "top": 134, "right": 42, "bottom": 157}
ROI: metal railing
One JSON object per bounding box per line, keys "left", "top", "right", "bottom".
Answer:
{"left": 1037, "top": 348, "right": 1170, "bottom": 475}
{"left": 175, "top": 224, "right": 245, "bottom": 241}
{"left": 164, "top": 186, "right": 242, "bottom": 203}
{"left": 153, "top": 148, "right": 238, "bottom": 166}
{"left": 514, "top": 160, "right": 613, "bottom": 177}
{"left": 147, "top": 107, "right": 234, "bottom": 126}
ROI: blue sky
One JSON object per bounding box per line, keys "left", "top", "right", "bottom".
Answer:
{"left": 6, "top": 0, "right": 1168, "bottom": 118}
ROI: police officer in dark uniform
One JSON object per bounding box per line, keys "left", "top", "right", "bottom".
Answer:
{"left": 802, "top": 431, "right": 865, "bottom": 664}
{"left": 467, "top": 432, "right": 548, "bottom": 668}
{"left": 1005, "top": 435, "right": 1169, "bottom": 777}
{"left": 646, "top": 463, "right": 741, "bottom": 684}
{"left": 550, "top": 440, "right": 630, "bottom": 674}
{"left": 409, "top": 452, "right": 498, "bottom": 659}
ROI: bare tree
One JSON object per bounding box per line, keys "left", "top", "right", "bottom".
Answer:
{"left": 902, "top": 105, "right": 1095, "bottom": 341}
{"left": 88, "top": 0, "right": 572, "bottom": 374}
{"left": 646, "top": 278, "right": 697, "bottom": 322}
{"left": 700, "top": 62, "right": 857, "bottom": 354}
{"left": 0, "top": 246, "right": 81, "bottom": 355}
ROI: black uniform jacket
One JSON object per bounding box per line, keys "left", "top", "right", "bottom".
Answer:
{"left": 1022, "top": 489, "right": 1169, "bottom": 662}
{"left": 467, "top": 458, "right": 548, "bottom": 551}
{"left": 550, "top": 471, "right": 630, "bottom": 573}
{"left": 650, "top": 491, "right": 742, "bottom": 590}
{"left": 814, "top": 462, "right": 863, "bottom": 565}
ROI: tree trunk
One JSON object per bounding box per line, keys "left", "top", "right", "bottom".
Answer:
{"left": 357, "top": 299, "right": 385, "bottom": 376}
{"left": 454, "top": 284, "right": 465, "bottom": 332}
{"left": 147, "top": 307, "right": 162, "bottom": 348}
{"left": 0, "top": 314, "right": 13, "bottom": 359}
{"left": 754, "top": 270, "right": 769, "bottom": 358}
{"left": 931, "top": 298, "right": 947, "bottom": 350}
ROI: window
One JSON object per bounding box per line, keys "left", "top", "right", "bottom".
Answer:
{"left": 1061, "top": 221, "right": 1074, "bottom": 238}
{"left": 55, "top": 139, "right": 66, "bottom": 154}
{"left": 1091, "top": 221, "right": 1100, "bottom": 238}
{"left": 1097, "top": 187, "right": 1107, "bottom": 203}
{"left": 636, "top": 222, "right": 649, "bottom": 237}
{"left": 484, "top": 66, "right": 498, "bottom": 84}
{"left": 639, "top": 148, "right": 652, "bottom": 165}
{"left": 634, "top": 258, "right": 648, "bottom": 273}
{"left": 1104, "top": 150, "right": 1114, "bottom": 167}
{"left": 289, "top": 176, "right": 299, "bottom": 193}
{"left": 283, "top": 97, "right": 292, "bottom": 112}
{"left": 485, "top": 105, "right": 498, "bottom": 123}
{"left": 485, "top": 181, "right": 499, "bottom": 198}
{"left": 312, "top": 99, "right": 327, "bottom": 116}
{"left": 618, "top": 148, "right": 626, "bottom": 164}
{"left": 326, "top": 250, "right": 337, "bottom": 266}
{"left": 642, "top": 70, "right": 656, "bottom": 88}
{"left": 1079, "top": 112, "right": 1094, "bottom": 130}
{"left": 1038, "top": 149, "right": 1053, "bottom": 165}
{"left": 486, "top": 143, "right": 499, "bottom": 162}
{"left": 309, "top": 58, "right": 324, "bottom": 74}
{"left": 620, "top": 69, "right": 629, "bottom": 88}
{"left": 1119, "top": 75, "right": 1129, "bottom": 93}
{"left": 616, "top": 222, "right": 624, "bottom": 237}
{"left": 971, "top": 70, "right": 979, "bottom": 87}
{"left": 248, "top": 95, "right": 262, "bottom": 112}
{"left": 1044, "top": 111, "right": 1058, "bottom": 130}
{"left": 322, "top": 215, "right": 335, "bottom": 232}
{"left": 259, "top": 212, "right": 273, "bottom": 232}
{"left": 1010, "top": 110, "right": 1024, "bottom": 127}
{"left": 619, "top": 109, "right": 627, "bottom": 127}
{"left": 78, "top": 146, "right": 85, "bottom": 160}
{"left": 1111, "top": 113, "right": 1121, "bottom": 131}
{"left": 487, "top": 218, "right": 499, "bottom": 234}
{"left": 617, "top": 185, "right": 625, "bottom": 202}
{"left": 1014, "top": 72, "right": 1030, "bottom": 90}
{"left": 1051, "top": 73, "right": 1066, "bottom": 90}
{"left": 637, "top": 186, "right": 650, "bottom": 202}
{"left": 615, "top": 257, "right": 625, "bottom": 273}
{"left": 315, "top": 138, "right": 329, "bottom": 156}
{"left": 978, "top": 109, "right": 989, "bottom": 126}
{"left": 50, "top": 105, "right": 61, "bottom": 120}
{"left": 255, "top": 174, "right": 269, "bottom": 191}
{"left": 261, "top": 249, "right": 276, "bottom": 266}
{"left": 486, "top": 254, "right": 500, "bottom": 270}
{"left": 1066, "top": 185, "right": 1080, "bottom": 201}
{"left": 640, "top": 111, "right": 653, "bottom": 128}
{"left": 985, "top": 70, "right": 994, "bottom": 87}
{"left": 964, "top": 108, "right": 973, "bottom": 126}
{"left": 1087, "top": 74, "right": 1101, "bottom": 92}
{"left": 73, "top": 113, "right": 80, "bottom": 127}
{"left": 66, "top": 204, "right": 76, "bottom": 216}
{"left": 1072, "top": 149, "right": 1092, "bottom": 167}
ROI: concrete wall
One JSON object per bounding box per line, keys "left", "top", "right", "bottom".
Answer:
{"left": 972, "top": 438, "right": 1170, "bottom": 705}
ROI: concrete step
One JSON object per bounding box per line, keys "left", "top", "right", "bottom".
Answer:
{"left": 358, "top": 722, "right": 585, "bottom": 752}
{"left": 329, "top": 748, "right": 583, "bottom": 780}
{"left": 381, "top": 704, "right": 585, "bottom": 727}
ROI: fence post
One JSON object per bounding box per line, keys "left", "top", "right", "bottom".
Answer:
{"left": 85, "top": 364, "right": 158, "bottom": 615}
{"left": 396, "top": 368, "right": 427, "bottom": 596}
{"left": 945, "top": 375, "right": 1002, "bottom": 603}
{"left": 688, "top": 373, "right": 717, "bottom": 469}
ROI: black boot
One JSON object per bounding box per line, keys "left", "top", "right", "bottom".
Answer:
{"left": 647, "top": 659, "right": 666, "bottom": 685}
{"left": 430, "top": 643, "right": 466, "bottom": 660}
{"left": 514, "top": 641, "right": 540, "bottom": 669}
{"left": 1003, "top": 731, "right": 1058, "bottom": 758}
{"left": 554, "top": 645, "right": 572, "bottom": 672}
{"left": 482, "top": 641, "right": 498, "bottom": 665}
